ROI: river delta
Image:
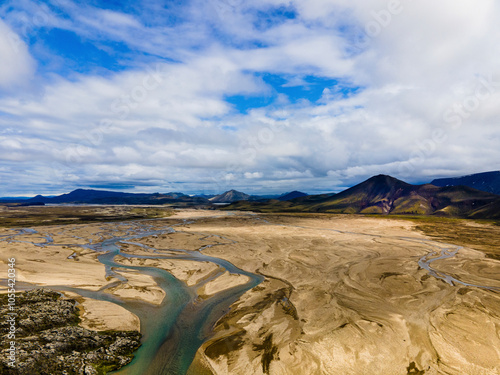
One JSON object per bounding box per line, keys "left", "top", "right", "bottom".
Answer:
{"left": 1, "top": 209, "right": 500, "bottom": 374}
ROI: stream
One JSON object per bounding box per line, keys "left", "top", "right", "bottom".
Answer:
{"left": 418, "top": 246, "right": 500, "bottom": 291}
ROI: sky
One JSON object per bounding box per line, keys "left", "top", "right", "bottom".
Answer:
{"left": 1, "top": 0, "right": 500, "bottom": 196}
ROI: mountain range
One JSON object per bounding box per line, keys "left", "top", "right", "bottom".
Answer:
{"left": 2, "top": 171, "right": 499, "bottom": 219}
{"left": 18, "top": 189, "right": 207, "bottom": 206}
{"left": 225, "top": 174, "right": 500, "bottom": 220}
{"left": 1, "top": 189, "right": 309, "bottom": 205}
{"left": 277, "top": 191, "right": 308, "bottom": 201}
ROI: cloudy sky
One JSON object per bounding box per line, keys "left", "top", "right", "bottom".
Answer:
{"left": 1, "top": 0, "right": 500, "bottom": 196}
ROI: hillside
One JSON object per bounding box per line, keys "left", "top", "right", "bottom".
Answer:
{"left": 225, "top": 175, "right": 500, "bottom": 219}
{"left": 431, "top": 171, "right": 500, "bottom": 195}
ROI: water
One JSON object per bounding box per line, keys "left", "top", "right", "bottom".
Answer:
{"left": 1, "top": 220, "right": 263, "bottom": 374}
{"left": 418, "top": 246, "right": 500, "bottom": 292}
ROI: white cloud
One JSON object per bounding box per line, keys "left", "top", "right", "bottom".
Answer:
{"left": 1, "top": 1, "right": 500, "bottom": 195}
{"left": 0, "top": 19, "right": 36, "bottom": 89}
{"left": 244, "top": 172, "right": 263, "bottom": 179}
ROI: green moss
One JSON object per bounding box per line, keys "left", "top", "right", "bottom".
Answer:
{"left": 360, "top": 206, "right": 384, "bottom": 214}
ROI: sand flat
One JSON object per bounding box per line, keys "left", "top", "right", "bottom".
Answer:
{"left": 178, "top": 212, "right": 500, "bottom": 375}
{"left": 63, "top": 291, "right": 141, "bottom": 331}
{"left": 197, "top": 271, "right": 250, "bottom": 298}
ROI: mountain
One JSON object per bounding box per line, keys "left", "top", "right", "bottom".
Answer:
{"left": 6, "top": 176, "right": 500, "bottom": 219}
{"left": 27, "top": 189, "right": 139, "bottom": 204}
{"left": 1, "top": 188, "right": 299, "bottom": 206}
{"left": 20, "top": 189, "right": 209, "bottom": 206}
{"left": 163, "top": 192, "right": 186, "bottom": 198}
{"left": 210, "top": 190, "right": 250, "bottom": 203}
{"left": 225, "top": 174, "right": 500, "bottom": 219}
{"left": 278, "top": 191, "right": 308, "bottom": 201}
{"left": 431, "top": 171, "right": 500, "bottom": 195}
{"left": 193, "top": 194, "right": 216, "bottom": 199}
{"left": 467, "top": 199, "right": 500, "bottom": 220}
{"left": 0, "top": 196, "right": 31, "bottom": 201}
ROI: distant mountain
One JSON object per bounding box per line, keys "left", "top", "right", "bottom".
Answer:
{"left": 0, "top": 188, "right": 299, "bottom": 206}
{"left": 193, "top": 194, "right": 216, "bottom": 199}
{"left": 28, "top": 189, "right": 139, "bottom": 204}
{"left": 431, "top": 171, "right": 500, "bottom": 195}
{"left": 164, "top": 192, "right": 189, "bottom": 199}
{"left": 210, "top": 190, "right": 250, "bottom": 203}
{"left": 19, "top": 189, "right": 209, "bottom": 206}
{"left": 0, "top": 196, "right": 31, "bottom": 201}
{"left": 278, "top": 191, "right": 308, "bottom": 201}
{"left": 225, "top": 174, "right": 500, "bottom": 219}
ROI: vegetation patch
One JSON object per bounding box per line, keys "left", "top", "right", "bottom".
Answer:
{"left": 411, "top": 218, "right": 500, "bottom": 260}
{"left": 0, "top": 205, "right": 173, "bottom": 228}
{"left": 406, "top": 361, "right": 425, "bottom": 374}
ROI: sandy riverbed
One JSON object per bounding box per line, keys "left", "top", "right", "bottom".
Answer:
{"left": 1, "top": 210, "right": 499, "bottom": 375}
{"left": 178, "top": 213, "right": 500, "bottom": 375}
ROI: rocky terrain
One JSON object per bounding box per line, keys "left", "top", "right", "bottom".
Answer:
{"left": 0, "top": 289, "right": 141, "bottom": 375}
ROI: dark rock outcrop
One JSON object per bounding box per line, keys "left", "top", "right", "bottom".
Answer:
{"left": 0, "top": 289, "right": 141, "bottom": 375}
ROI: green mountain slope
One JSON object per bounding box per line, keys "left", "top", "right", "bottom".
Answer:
{"left": 224, "top": 175, "right": 500, "bottom": 219}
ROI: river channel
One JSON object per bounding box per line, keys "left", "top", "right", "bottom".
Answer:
{"left": 2, "top": 219, "right": 263, "bottom": 375}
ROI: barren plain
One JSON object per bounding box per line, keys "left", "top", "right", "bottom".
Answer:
{"left": 1, "top": 208, "right": 500, "bottom": 374}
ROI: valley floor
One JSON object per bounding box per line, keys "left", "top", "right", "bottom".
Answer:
{"left": 1, "top": 209, "right": 499, "bottom": 374}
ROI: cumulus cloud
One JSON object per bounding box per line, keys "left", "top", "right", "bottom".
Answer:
{"left": 0, "top": 19, "right": 36, "bottom": 89}
{"left": 0, "top": 0, "right": 500, "bottom": 196}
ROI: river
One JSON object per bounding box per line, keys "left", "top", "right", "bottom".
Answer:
{"left": 2, "top": 219, "right": 263, "bottom": 375}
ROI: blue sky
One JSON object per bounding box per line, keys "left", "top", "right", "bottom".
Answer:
{"left": 1, "top": 0, "right": 500, "bottom": 196}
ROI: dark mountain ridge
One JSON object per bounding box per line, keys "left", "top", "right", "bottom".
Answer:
{"left": 431, "top": 171, "right": 500, "bottom": 195}
{"left": 4, "top": 173, "right": 500, "bottom": 219}
{"left": 17, "top": 189, "right": 208, "bottom": 206}
{"left": 278, "top": 191, "right": 308, "bottom": 201}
